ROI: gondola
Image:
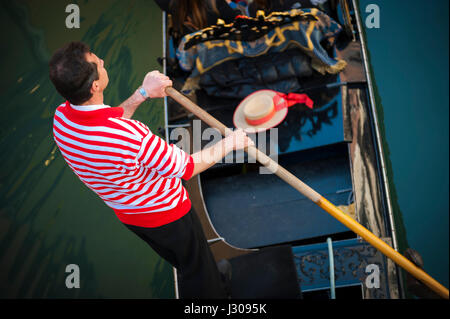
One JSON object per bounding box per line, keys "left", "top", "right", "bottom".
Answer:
{"left": 160, "top": 0, "right": 405, "bottom": 299}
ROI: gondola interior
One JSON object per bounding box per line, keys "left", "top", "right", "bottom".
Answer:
{"left": 162, "top": 0, "right": 400, "bottom": 299}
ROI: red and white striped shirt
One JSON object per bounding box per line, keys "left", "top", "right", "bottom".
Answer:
{"left": 53, "top": 101, "right": 194, "bottom": 227}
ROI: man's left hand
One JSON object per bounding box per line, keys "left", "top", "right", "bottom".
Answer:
{"left": 141, "top": 70, "right": 172, "bottom": 98}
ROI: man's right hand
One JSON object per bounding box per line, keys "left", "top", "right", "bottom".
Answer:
{"left": 224, "top": 129, "right": 255, "bottom": 153}
{"left": 190, "top": 129, "right": 255, "bottom": 178}
{"left": 141, "top": 70, "right": 172, "bottom": 98}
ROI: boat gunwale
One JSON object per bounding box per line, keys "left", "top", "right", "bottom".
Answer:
{"left": 351, "top": 0, "right": 404, "bottom": 297}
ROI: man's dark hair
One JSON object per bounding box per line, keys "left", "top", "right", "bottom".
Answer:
{"left": 49, "top": 42, "right": 99, "bottom": 105}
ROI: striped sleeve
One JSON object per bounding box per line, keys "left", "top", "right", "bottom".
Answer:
{"left": 136, "top": 131, "right": 194, "bottom": 180}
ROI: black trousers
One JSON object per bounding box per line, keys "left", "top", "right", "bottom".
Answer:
{"left": 124, "top": 209, "right": 227, "bottom": 299}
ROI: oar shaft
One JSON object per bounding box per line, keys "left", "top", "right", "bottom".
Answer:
{"left": 165, "top": 87, "right": 232, "bottom": 136}
{"left": 245, "top": 145, "right": 322, "bottom": 202}
{"left": 165, "top": 87, "right": 449, "bottom": 299}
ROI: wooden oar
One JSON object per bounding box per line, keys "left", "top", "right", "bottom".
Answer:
{"left": 165, "top": 86, "right": 449, "bottom": 299}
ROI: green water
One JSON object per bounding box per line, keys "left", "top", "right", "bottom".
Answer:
{"left": 0, "top": 0, "right": 174, "bottom": 298}
{"left": 359, "top": 0, "right": 449, "bottom": 289}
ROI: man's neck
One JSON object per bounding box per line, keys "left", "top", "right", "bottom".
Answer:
{"left": 80, "top": 93, "right": 104, "bottom": 106}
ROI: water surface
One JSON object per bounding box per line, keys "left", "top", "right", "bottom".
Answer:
{"left": 0, "top": 0, "right": 173, "bottom": 298}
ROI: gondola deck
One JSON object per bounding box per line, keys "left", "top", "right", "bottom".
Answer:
{"left": 202, "top": 145, "right": 352, "bottom": 248}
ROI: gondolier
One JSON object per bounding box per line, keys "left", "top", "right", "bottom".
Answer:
{"left": 49, "top": 41, "right": 254, "bottom": 298}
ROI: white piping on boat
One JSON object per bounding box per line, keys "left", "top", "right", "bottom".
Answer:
{"left": 161, "top": 10, "right": 179, "bottom": 300}
{"left": 162, "top": 11, "right": 170, "bottom": 143}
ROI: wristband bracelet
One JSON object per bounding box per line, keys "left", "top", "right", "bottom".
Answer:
{"left": 139, "top": 87, "right": 149, "bottom": 99}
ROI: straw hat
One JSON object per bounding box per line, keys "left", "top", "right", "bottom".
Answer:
{"left": 233, "top": 90, "right": 313, "bottom": 133}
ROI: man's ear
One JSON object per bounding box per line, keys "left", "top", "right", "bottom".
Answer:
{"left": 90, "top": 79, "right": 100, "bottom": 94}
